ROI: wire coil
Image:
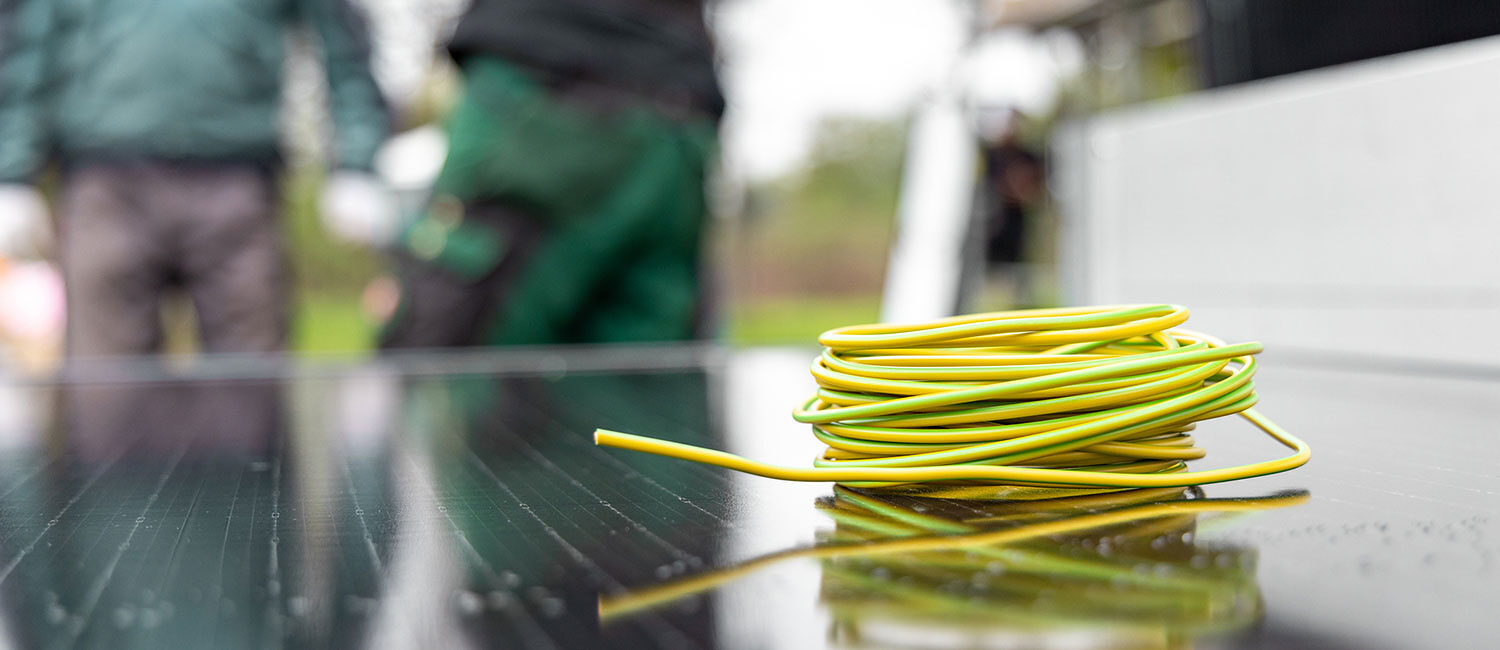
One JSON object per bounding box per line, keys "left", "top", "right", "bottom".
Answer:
{"left": 596, "top": 304, "right": 1310, "bottom": 489}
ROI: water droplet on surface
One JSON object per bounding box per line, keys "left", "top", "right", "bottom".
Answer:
{"left": 343, "top": 596, "right": 377, "bottom": 615}
{"left": 113, "top": 605, "right": 136, "bottom": 628}
{"left": 487, "top": 591, "right": 516, "bottom": 611}
{"left": 455, "top": 591, "right": 483, "bottom": 616}
{"left": 288, "top": 596, "right": 310, "bottom": 618}
{"left": 539, "top": 597, "right": 566, "bottom": 618}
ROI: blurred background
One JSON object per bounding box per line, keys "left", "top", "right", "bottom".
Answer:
{"left": 0, "top": 3, "right": 1497, "bottom": 647}
{"left": 3, "top": 0, "right": 1499, "bottom": 366}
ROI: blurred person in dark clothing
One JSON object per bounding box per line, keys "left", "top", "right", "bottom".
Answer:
{"left": 379, "top": 0, "right": 722, "bottom": 348}
{"left": 0, "top": 0, "right": 392, "bottom": 357}
{"left": 978, "top": 108, "right": 1044, "bottom": 307}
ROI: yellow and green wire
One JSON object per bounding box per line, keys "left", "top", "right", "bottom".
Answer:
{"left": 596, "top": 304, "right": 1310, "bottom": 490}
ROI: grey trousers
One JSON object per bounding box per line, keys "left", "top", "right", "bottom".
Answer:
{"left": 59, "top": 161, "right": 288, "bottom": 357}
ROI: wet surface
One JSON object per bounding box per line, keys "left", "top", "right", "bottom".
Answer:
{"left": 0, "top": 345, "right": 1494, "bottom": 648}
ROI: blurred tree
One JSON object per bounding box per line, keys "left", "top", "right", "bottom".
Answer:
{"left": 723, "top": 116, "right": 907, "bottom": 343}
{"left": 791, "top": 117, "right": 907, "bottom": 219}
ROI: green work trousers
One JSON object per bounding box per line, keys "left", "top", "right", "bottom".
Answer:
{"left": 381, "top": 57, "right": 717, "bottom": 348}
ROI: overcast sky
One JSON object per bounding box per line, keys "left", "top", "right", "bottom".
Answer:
{"left": 713, "top": 0, "right": 1079, "bottom": 180}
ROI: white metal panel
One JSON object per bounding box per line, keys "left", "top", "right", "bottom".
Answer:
{"left": 1058, "top": 36, "right": 1500, "bottom": 366}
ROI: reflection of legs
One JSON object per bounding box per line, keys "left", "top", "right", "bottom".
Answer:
{"left": 62, "top": 381, "right": 280, "bottom": 460}
{"left": 179, "top": 166, "right": 288, "bottom": 354}
{"left": 59, "top": 167, "right": 166, "bottom": 357}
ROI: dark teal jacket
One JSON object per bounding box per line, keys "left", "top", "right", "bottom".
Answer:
{"left": 0, "top": 0, "right": 388, "bottom": 182}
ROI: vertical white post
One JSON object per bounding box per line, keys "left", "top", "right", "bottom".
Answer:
{"left": 879, "top": 89, "right": 978, "bottom": 323}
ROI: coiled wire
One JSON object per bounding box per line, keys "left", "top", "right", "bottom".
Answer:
{"left": 596, "top": 304, "right": 1310, "bottom": 489}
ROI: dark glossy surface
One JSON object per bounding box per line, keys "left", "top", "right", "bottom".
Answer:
{"left": 0, "top": 346, "right": 1494, "bottom": 649}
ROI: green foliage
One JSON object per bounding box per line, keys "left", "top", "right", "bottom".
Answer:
{"left": 726, "top": 294, "right": 881, "bottom": 345}
{"left": 281, "top": 165, "right": 381, "bottom": 354}
{"left": 724, "top": 115, "right": 906, "bottom": 296}
{"left": 789, "top": 117, "right": 907, "bottom": 216}
{"left": 281, "top": 165, "right": 382, "bottom": 293}
{"left": 292, "top": 291, "right": 373, "bottom": 354}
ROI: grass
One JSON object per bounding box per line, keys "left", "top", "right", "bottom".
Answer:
{"left": 291, "top": 292, "right": 374, "bottom": 355}
{"left": 726, "top": 294, "right": 882, "bottom": 346}
{"left": 290, "top": 290, "right": 883, "bottom": 354}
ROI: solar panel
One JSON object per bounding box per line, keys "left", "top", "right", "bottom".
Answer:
{"left": 0, "top": 347, "right": 1492, "bottom": 648}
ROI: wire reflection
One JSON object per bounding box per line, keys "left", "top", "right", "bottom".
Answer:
{"left": 600, "top": 486, "right": 1308, "bottom": 647}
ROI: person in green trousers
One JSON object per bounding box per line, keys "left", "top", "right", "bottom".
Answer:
{"left": 379, "top": 0, "right": 723, "bottom": 348}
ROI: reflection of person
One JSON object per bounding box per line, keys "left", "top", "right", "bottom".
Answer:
{"left": 8, "top": 378, "right": 287, "bottom": 648}
{"left": 0, "top": 0, "right": 393, "bottom": 357}
{"left": 379, "top": 0, "right": 723, "bottom": 348}
{"left": 59, "top": 379, "right": 280, "bottom": 461}
{"left": 399, "top": 368, "right": 725, "bottom": 643}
